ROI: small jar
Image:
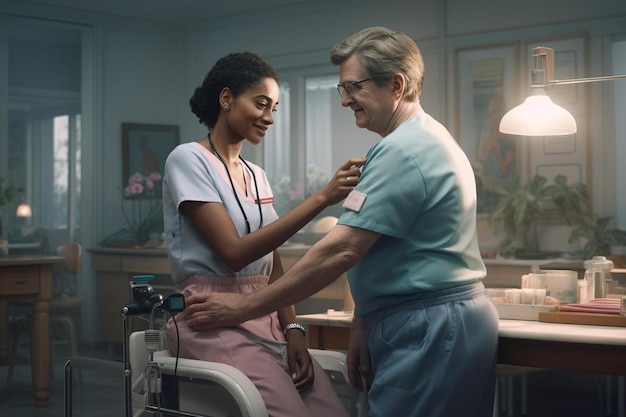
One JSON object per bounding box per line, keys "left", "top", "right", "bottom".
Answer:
{"left": 583, "top": 256, "right": 614, "bottom": 301}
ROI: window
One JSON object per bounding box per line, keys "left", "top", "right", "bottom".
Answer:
{"left": 264, "top": 74, "right": 378, "bottom": 217}
{"left": 613, "top": 39, "right": 626, "bottom": 229}
{"left": 3, "top": 16, "right": 83, "bottom": 248}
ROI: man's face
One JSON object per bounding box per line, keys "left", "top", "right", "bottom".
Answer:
{"left": 338, "top": 55, "right": 395, "bottom": 137}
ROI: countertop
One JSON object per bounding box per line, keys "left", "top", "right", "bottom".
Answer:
{"left": 297, "top": 312, "right": 626, "bottom": 346}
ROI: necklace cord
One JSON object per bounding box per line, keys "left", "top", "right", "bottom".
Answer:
{"left": 239, "top": 158, "right": 264, "bottom": 229}
{"left": 208, "top": 132, "right": 263, "bottom": 233}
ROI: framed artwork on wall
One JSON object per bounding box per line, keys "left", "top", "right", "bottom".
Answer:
{"left": 122, "top": 123, "right": 180, "bottom": 186}
{"left": 454, "top": 42, "right": 520, "bottom": 215}
{"left": 523, "top": 34, "right": 589, "bottom": 198}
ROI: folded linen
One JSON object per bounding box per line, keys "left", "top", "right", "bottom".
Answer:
{"left": 560, "top": 298, "right": 621, "bottom": 314}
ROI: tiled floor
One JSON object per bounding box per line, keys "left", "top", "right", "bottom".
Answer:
{"left": 0, "top": 331, "right": 623, "bottom": 417}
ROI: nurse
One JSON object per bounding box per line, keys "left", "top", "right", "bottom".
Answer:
{"left": 162, "top": 52, "right": 363, "bottom": 417}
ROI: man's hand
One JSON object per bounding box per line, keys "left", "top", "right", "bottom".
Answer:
{"left": 347, "top": 315, "right": 373, "bottom": 391}
{"left": 184, "top": 292, "right": 247, "bottom": 331}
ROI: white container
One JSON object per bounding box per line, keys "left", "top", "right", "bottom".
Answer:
{"left": 520, "top": 288, "right": 546, "bottom": 305}
{"left": 505, "top": 288, "right": 521, "bottom": 304}
{"left": 494, "top": 303, "right": 558, "bottom": 321}
{"left": 583, "top": 256, "right": 614, "bottom": 301}
{"left": 486, "top": 288, "right": 508, "bottom": 304}
{"left": 528, "top": 270, "right": 578, "bottom": 304}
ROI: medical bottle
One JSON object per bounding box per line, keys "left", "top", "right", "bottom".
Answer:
{"left": 582, "top": 256, "right": 614, "bottom": 302}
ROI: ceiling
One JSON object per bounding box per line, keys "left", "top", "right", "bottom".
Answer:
{"left": 21, "top": 0, "right": 315, "bottom": 23}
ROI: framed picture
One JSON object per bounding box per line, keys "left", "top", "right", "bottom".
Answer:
{"left": 454, "top": 43, "right": 520, "bottom": 214}
{"left": 523, "top": 35, "right": 589, "bottom": 196}
{"left": 122, "top": 123, "right": 180, "bottom": 186}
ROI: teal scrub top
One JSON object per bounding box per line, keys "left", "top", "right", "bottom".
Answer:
{"left": 338, "top": 107, "right": 486, "bottom": 316}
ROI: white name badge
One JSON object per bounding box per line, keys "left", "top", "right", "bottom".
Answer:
{"left": 343, "top": 190, "right": 367, "bottom": 212}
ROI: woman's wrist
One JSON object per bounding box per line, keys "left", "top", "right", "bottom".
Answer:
{"left": 283, "top": 322, "right": 306, "bottom": 337}
{"left": 308, "top": 188, "right": 329, "bottom": 208}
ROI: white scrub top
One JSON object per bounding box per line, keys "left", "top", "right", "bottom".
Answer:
{"left": 162, "top": 142, "right": 278, "bottom": 285}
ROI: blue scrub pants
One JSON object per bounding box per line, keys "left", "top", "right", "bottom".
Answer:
{"left": 363, "top": 281, "right": 498, "bottom": 417}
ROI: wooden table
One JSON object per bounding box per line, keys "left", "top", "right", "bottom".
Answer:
{"left": 297, "top": 312, "right": 626, "bottom": 376}
{"left": 0, "top": 254, "right": 65, "bottom": 406}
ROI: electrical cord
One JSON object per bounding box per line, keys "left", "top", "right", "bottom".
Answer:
{"left": 170, "top": 312, "right": 180, "bottom": 377}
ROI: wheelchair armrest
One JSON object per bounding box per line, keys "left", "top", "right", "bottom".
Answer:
{"left": 308, "top": 349, "right": 368, "bottom": 417}
{"left": 153, "top": 350, "right": 269, "bottom": 417}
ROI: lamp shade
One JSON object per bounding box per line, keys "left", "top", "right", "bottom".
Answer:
{"left": 499, "top": 95, "right": 577, "bottom": 136}
{"left": 16, "top": 203, "right": 32, "bottom": 218}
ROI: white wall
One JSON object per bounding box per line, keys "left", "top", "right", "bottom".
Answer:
{"left": 6, "top": 0, "right": 625, "bottom": 242}
{"left": 99, "top": 17, "right": 183, "bottom": 236}
{"left": 2, "top": 0, "right": 626, "bottom": 341}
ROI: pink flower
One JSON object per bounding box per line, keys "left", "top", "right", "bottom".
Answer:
{"left": 130, "top": 183, "right": 143, "bottom": 195}
{"left": 124, "top": 172, "right": 162, "bottom": 196}
{"left": 118, "top": 172, "right": 163, "bottom": 244}
{"left": 288, "top": 182, "right": 303, "bottom": 201}
{"left": 129, "top": 172, "right": 144, "bottom": 185}
{"left": 148, "top": 172, "right": 162, "bottom": 182}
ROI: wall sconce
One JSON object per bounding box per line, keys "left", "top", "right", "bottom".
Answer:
{"left": 499, "top": 47, "right": 626, "bottom": 136}
{"left": 16, "top": 203, "right": 32, "bottom": 218}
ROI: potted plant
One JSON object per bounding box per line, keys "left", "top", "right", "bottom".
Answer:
{"left": 0, "top": 177, "right": 22, "bottom": 237}
{"left": 488, "top": 172, "right": 626, "bottom": 260}
{"left": 548, "top": 176, "right": 626, "bottom": 259}
{"left": 488, "top": 174, "right": 553, "bottom": 258}
{"left": 100, "top": 172, "right": 164, "bottom": 247}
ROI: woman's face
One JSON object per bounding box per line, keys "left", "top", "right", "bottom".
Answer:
{"left": 338, "top": 55, "right": 395, "bottom": 136}
{"left": 228, "top": 77, "right": 280, "bottom": 144}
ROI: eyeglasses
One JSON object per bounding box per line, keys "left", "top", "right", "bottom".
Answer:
{"left": 336, "top": 78, "right": 376, "bottom": 98}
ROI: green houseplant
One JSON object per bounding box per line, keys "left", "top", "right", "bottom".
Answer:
{"left": 549, "top": 177, "right": 625, "bottom": 258}
{"left": 488, "top": 174, "right": 554, "bottom": 257}
{"left": 488, "top": 173, "right": 625, "bottom": 259}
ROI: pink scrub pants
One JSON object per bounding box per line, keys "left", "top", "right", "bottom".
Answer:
{"left": 165, "top": 275, "right": 349, "bottom": 417}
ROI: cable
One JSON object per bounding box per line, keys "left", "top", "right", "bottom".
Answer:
{"left": 168, "top": 311, "right": 181, "bottom": 377}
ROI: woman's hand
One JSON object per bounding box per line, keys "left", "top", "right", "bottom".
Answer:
{"left": 285, "top": 329, "right": 315, "bottom": 391}
{"left": 315, "top": 157, "right": 365, "bottom": 206}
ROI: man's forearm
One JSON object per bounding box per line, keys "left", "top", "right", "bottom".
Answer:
{"left": 244, "top": 229, "right": 360, "bottom": 322}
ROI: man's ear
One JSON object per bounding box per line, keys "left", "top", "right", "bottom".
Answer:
{"left": 391, "top": 73, "right": 406, "bottom": 99}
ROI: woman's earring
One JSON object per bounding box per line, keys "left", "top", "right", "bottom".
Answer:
{"left": 224, "top": 106, "right": 229, "bottom": 111}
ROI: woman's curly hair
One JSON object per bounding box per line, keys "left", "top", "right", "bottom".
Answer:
{"left": 189, "top": 52, "right": 279, "bottom": 129}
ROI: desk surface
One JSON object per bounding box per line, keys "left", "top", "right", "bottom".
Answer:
{"left": 297, "top": 312, "right": 626, "bottom": 346}
{"left": 297, "top": 312, "right": 626, "bottom": 375}
{"left": 0, "top": 254, "right": 65, "bottom": 267}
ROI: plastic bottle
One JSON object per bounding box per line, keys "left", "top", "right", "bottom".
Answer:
{"left": 582, "top": 256, "right": 614, "bottom": 302}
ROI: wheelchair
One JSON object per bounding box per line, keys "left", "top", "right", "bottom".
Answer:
{"left": 65, "top": 275, "right": 367, "bottom": 417}
{"left": 129, "top": 330, "right": 367, "bottom": 417}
